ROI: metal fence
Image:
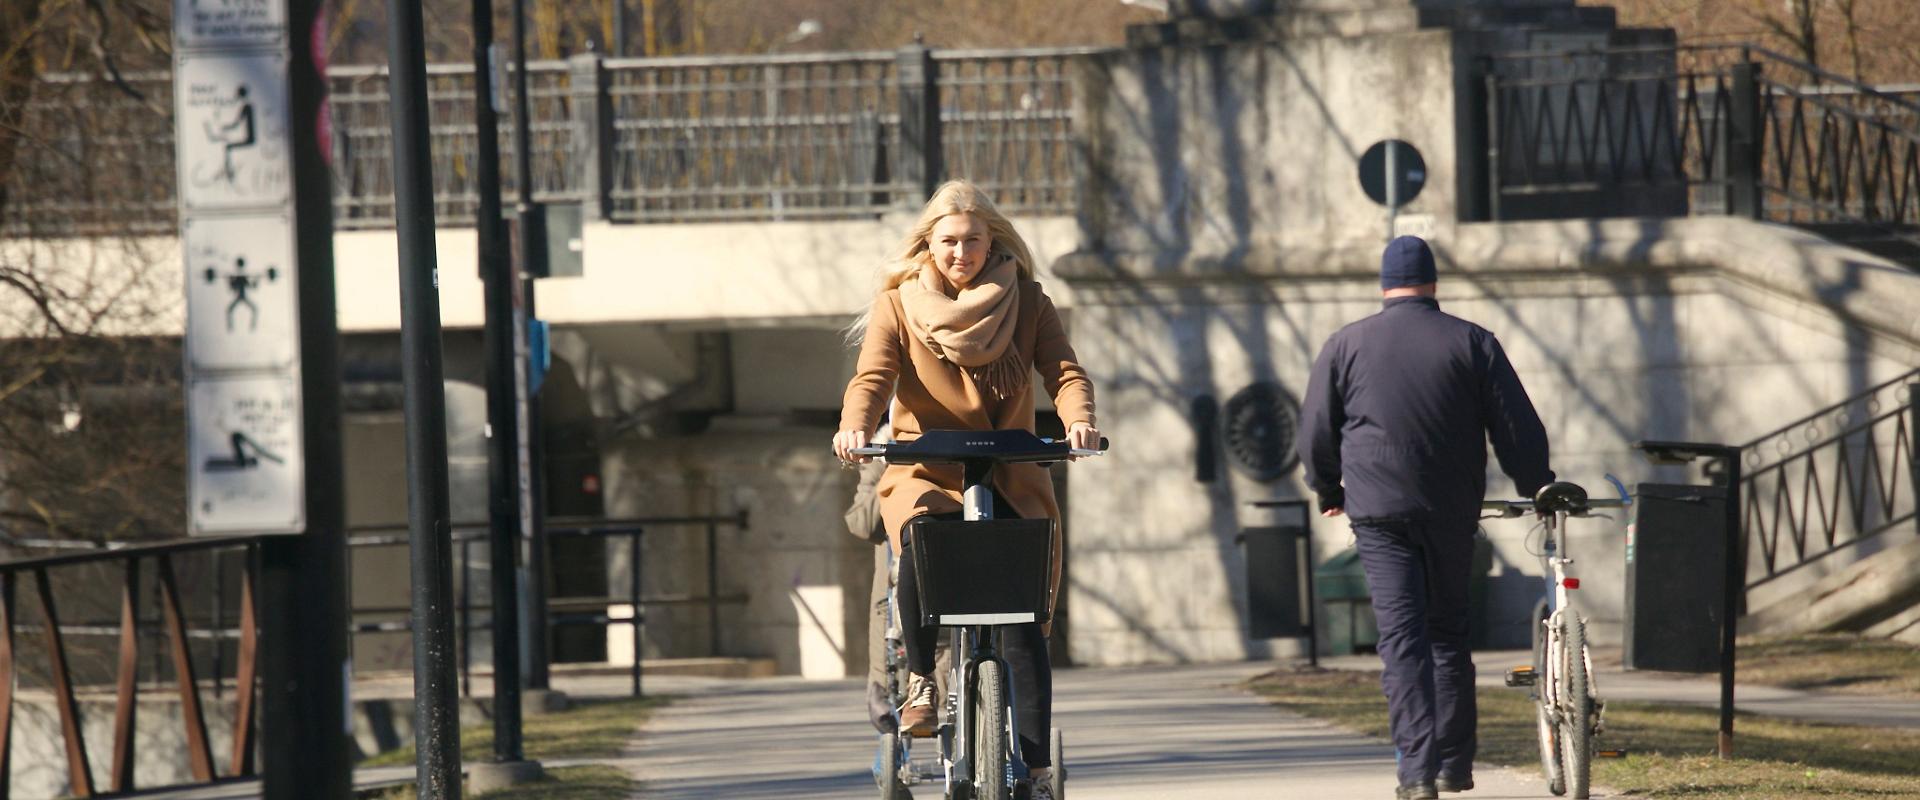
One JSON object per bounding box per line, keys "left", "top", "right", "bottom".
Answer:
{"left": 1485, "top": 45, "right": 1920, "bottom": 259}
{"left": 6, "top": 46, "right": 1095, "bottom": 237}
{"left": 1737, "top": 371, "right": 1919, "bottom": 591}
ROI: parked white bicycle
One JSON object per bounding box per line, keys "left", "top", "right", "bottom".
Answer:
{"left": 1482, "top": 478, "right": 1629, "bottom": 799}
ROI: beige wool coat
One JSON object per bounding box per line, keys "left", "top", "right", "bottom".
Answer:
{"left": 839, "top": 279, "right": 1096, "bottom": 558}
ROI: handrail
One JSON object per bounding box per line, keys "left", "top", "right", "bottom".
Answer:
{"left": 1739, "top": 367, "right": 1920, "bottom": 466}
{"left": 0, "top": 535, "right": 267, "bottom": 796}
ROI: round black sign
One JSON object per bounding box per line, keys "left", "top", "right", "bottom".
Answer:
{"left": 1358, "top": 139, "right": 1427, "bottom": 208}
{"left": 1221, "top": 382, "right": 1301, "bottom": 482}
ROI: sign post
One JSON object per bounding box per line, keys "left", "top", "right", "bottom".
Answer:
{"left": 1358, "top": 139, "right": 1428, "bottom": 243}
{"left": 172, "top": 0, "right": 350, "bottom": 794}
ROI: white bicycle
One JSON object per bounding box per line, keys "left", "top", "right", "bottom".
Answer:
{"left": 1482, "top": 478, "right": 1628, "bottom": 799}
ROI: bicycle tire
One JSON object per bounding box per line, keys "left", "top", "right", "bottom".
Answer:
{"left": 1560, "top": 616, "right": 1593, "bottom": 799}
{"left": 974, "top": 660, "right": 1011, "bottom": 800}
{"left": 1533, "top": 601, "right": 1565, "bottom": 796}
{"left": 878, "top": 733, "right": 908, "bottom": 800}
{"left": 1050, "top": 728, "right": 1065, "bottom": 799}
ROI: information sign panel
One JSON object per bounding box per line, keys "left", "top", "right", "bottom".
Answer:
{"left": 174, "top": 52, "right": 291, "bottom": 211}
{"left": 189, "top": 375, "right": 306, "bottom": 534}
{"left": 184, "top": 214, "right": 299, "bottom": 371}
{"left": 173, "top": 0, "right": 287, "bottom": 48}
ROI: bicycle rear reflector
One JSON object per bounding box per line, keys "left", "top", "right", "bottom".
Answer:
{"left": 1562, "top": 578, "right": 1581, "bottom": 589}
{"left": 910, "top": 518, "right": 1055, "bottom": 627}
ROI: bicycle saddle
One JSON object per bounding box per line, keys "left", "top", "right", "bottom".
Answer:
{"left": 1533, "top": 481, "right": 1588, "bottom": 514}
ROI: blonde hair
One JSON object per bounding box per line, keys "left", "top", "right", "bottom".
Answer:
{"left": 845, "top": 180, "right": 1037, "bottom": 344}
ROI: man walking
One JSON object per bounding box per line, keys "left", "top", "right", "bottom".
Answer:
{"left": 1296, "top": 236, "right": 1555, "bottom": 799}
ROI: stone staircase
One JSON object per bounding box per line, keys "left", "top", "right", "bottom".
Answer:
{"left": 1739, "top": 368, "right": 1920, "bottom": 640}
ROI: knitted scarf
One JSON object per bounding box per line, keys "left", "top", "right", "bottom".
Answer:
{"left": 898, "top": 253, "right": 1029, "bottom": 401}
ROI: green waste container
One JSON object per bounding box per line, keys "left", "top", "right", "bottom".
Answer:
{"left": 1315, "top": 549, "right": 1378, "bottom": 655}
{"left": 1316, "top": 534, "right": 1496, "bottom": 655}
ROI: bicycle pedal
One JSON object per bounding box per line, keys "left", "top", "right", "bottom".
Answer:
{"left": 1596, "top": 748, "right": 1629, "bottom": 759}
{"left": 1504, "top": 665, "right": 1537, "bottom": 687}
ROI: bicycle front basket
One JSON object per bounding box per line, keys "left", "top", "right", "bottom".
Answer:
{"left": 909, "top": 517, "right": 1055, "bottom": 627}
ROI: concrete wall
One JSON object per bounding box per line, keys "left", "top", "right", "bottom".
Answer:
{"left": 1076, "top": 22, "right": 1462, "bottom": 263}
{"left": 1060, "top": 217, "right": 1920, "bottom": 665}
{"left": 599, "top": 424, "right": 872, "bottom": 677}
{"left": 0, "top": 214, "right": 1081, "bottom": 339}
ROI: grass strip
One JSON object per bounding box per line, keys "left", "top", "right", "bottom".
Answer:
{"left": 1248, "top": 666, "right": 1920, "bottom": 798}
{"left": 1736, "top": 634, "right": 1920, "bottom": 699}
{"left": 364, "top": 765, "right": 633, "bottom": 800}
{"left": 362, "top": 695, "right": 670, "bottom": 767}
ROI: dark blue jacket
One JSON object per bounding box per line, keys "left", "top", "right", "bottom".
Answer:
{"left": 1296, "top": 296, "right": 1554, "bottom": 521}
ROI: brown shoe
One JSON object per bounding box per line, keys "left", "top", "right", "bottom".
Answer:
{"left": 900, "top": 674, "right": 937, "bottom": 737}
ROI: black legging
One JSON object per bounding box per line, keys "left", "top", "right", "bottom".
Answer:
{"left": 896, "top": 505, "right": 1053, "bottom": 769}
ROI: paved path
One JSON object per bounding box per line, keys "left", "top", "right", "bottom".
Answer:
{"left": 1324, "top": 650, "right": 1920, "bottom": 730}
{"left": 625, "top": 663, "right": 1572, "bottom": 799}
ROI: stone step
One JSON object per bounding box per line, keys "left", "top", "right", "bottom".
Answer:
{"left": 1743, "top": 534, "right": 1920, "bottom": 635}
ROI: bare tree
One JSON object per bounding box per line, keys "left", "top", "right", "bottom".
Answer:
{"left": 1, "top": 0, "right": 183, "bottom": 545}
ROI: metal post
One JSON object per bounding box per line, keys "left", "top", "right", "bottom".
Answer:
{"left": 1908, "top": 385, "right": 1919, "bottom": 538}
{"left": 387, "top": 0, "right": 462, "bottom": 791}
{"left": 1728, "top": 60, "right": 1764, "bottom": 220}
{"left": 211, "top": 553, "right": 224, "bottom": 701}
{"left": 510, "top": 0, "right": 554, "bottom": 693}
{"left": 474, "top": 0, "right": 529, "bottom": 765}
{"left": 706, "top": 521, "right": 720, "bottom": 657}
{"left": 895, "top": 44, "right": 941, "bottom": 205}
{"left": 459, "top": 539, "right": 472, "bottom": 699}
{"left": 1717, "top": 449, "right": 1743, "bottom": 759}
{"left": 1484, "top": 73, "right": 1503, "bottom": 222}
{"left": 570, "top": 54, "right": 614, "bottom": 221}
{"left": 612, "top": 0, "right": 628, "bottom": 58}
{"left": 1300, "top": 508, "right": 1318, "bottom": 669}
{"left": 630, "top": 528, "right": 642, "bottom": 697}
{"left": 261, "top": 0, "right": 351, "bottom": 796}
{"left": 1385, "top": 141, "right": 1400, "bottom": 242}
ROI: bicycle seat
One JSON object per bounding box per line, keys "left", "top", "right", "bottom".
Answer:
{"left": 1533, "top": 481, "right": 1589, "bottom": 514}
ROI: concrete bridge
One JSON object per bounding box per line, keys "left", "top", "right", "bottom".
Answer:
{"left": 5, "top": 0, "right": 1919, "bottom": 696}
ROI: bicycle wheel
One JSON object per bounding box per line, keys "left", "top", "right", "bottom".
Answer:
{"left": 878, "top": 733, "right": 908, "bottom": 800}
{"left": 1533, "top": 602, "right": 1565, "bottom": 796}
{"left": 1559, "top": 616, "right": 1593, "bottom": 800}
{"left": 973, "top": 660, "right": 1011, "bottom": 800}
{"left": 1049, "top": 728, "right": 1065, "bottom": 799}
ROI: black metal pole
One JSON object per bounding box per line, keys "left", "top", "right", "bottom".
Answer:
{"left": 612, "top": 0, "right": 628, "bottom": 58}
{"left": 261, "top": 0, "right": 351, "bottom": 795}
{"left": 630, "top": 528, "right": 642, "bottom": 697}
{"left": 509, "top": 0, "right": 554, "bottom": 692}
{"left": 707, "top": 521, "right": 720, "bottom": 657}
{"left": 473, "top": 0, "right": 529, "bottom": 763}
{"left": 1300, "top": 506, "right": 1318, "bottom": 669}
{"left": 459, "top": 539, "right": 472, "bottom": 698}
{"left": 1719, "top": 451, "right": 1743, "bottom": 759}
{"left": 387, "top": 0, "right": 462, "bottom": 792}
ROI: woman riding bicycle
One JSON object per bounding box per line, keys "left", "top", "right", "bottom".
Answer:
{"left": 833, "top": 180, "right": 1099, "bottom": 790}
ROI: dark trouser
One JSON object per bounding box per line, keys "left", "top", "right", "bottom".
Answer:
{"left": 896, "top": 505, "right": 1052, "bottom": 769}
{"left": 1351, "top": 515, "right": 1478, "bottom": 787}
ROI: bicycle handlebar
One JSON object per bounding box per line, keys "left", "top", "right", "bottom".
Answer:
{"left": 1479, "top": 497, "right": 1628, "bottom": 518}
{"left": 1482, "top": 475, "right": 1631, "bottom": 518}
{"left": 847, "top": 431, "right": 1108, "bottom": 463}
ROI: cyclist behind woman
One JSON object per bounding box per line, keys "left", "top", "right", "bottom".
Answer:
{"left": 833, "top": 179, "right": 1099, "bottom": 793}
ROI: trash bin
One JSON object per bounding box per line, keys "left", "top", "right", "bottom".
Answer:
{"left": 1315, "top": 550, "right": 1378, "bottom": 655}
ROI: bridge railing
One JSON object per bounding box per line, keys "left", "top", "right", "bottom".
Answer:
{"left": 0, "top": 535, "right": 264, "bottom": 797}
{"left": 1484, "top": 45, "right": 1920, "bottom": 256}
{"left": 5, "top": 46, "right": 1096, "bottom": 237}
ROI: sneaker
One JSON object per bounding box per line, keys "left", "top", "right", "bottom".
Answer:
{"left": 899, "top": 673, "right": 936, "bottom": 737}
{"left": 1028, "top": 768, "right": 1055, "bottom": 800}
{"left": 1436, "top": 775, "right": 1474, "bottom": 793}
{"left": 1396, "top": 781, "right": 1439, "bottom": 800}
